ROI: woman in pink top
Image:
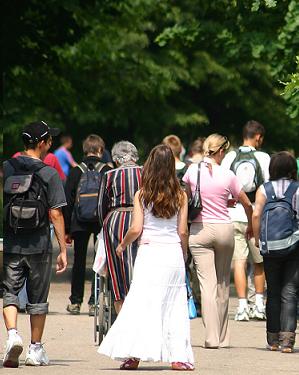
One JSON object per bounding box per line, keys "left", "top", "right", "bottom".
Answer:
{"left": 183, "top": 134, "right": 253, "bottom": 348}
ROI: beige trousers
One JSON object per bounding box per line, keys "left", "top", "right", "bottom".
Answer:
{"left": 189, "top": 222, "right": 234, "bottom": 348}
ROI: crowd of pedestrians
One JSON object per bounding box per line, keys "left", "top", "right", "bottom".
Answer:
{"left": 2, "top": 119, "right": 299, "bottom": 369}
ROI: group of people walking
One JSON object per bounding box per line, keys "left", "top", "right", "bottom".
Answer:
{"left": 2, "top": 119, "right": 299, "bottom": 369}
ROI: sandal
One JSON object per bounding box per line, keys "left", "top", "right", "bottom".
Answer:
{"left": 120, "top": 358, "right": 140, "bottom": 370}
{"left": 171, "top": 362, "right": 194, "bottom": 371}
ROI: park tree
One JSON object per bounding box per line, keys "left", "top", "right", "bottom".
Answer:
{"left": 3, "top": 0, "right": 299, "bottom": 160}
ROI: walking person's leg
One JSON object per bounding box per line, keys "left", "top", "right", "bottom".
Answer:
{"left": 2, "top": 254, "right": 26, "bottom": 368}
{"left": 189, "top": 223, "right": 219, "bottom": 348}
{"left": 263, "top": 257, "right": 282, "bottom": 350}
{"left": 249, "top": 237, "right": 266, "bottom": 320}
{"left": 232, "top": 222, "right": 250, "bottom": 321}
{"left": 25, "top": 252, "right": 52, "bottom": 366}
{"left": 214, "top": 223, "right": 234, "bottom": 348}
{"left": 279, "top": 251, "right": 299, "bottom": 353}
{"left": 68, "top": 231, "right": 90, "bottom": 314}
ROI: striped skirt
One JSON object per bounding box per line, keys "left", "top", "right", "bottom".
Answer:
{"left": 103, "top": 209, "right": 138, "bottom": 301}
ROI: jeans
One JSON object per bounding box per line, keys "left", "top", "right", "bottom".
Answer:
{"left": 70, "top": 231, "right": 97, "bottom": 305}
{"left": 264, "top": 248, "right": 299, "bottom": 333}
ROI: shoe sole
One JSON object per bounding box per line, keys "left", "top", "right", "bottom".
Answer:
{"left": 3, "top": 344, "right": 23, "bottom": 368}
{"left": 25, "top": 358, "right": 49, "bottom": 366}
{"left": 235, "top": 317, "right": 249, "bottom": 321}
{"left": 266, "top": 345, "right": 279, "bottom": 351}
{"left": 66, "top": 309, "right": 80, "bottom": 315}
{"left": 281, "top": 348, "right": 293, "bottom": 353}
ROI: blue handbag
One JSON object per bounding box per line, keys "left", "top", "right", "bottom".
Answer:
{"left": 186, "top": 274, "right": 197, "bottom": 319}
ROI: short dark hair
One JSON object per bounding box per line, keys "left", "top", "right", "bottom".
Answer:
{"left": 269, "top": 151, "right": 298, "bottom": 181}
{"left": 82, "top": 134, "right": 105, "bottom": 156}
{"left": 23, "top": 133, "right": 51, "bottom": 150}
{"left": 243, "top": 120, "right": 265, "bottom": 139}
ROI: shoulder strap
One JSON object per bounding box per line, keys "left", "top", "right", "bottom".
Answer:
{"left": 264, "top": 182, "right": 276, "bottom": 201}
{"left": 78, "top": 162, "right": 88, "bottom": 174}
{"left": 284, "top": 181, "right": 299, "bottom": 200}
{"left": 194, "top": 162, "right": 202, "bottom": 192}
{"left": 94, "top": 162, "right": 106, "bottom": 173}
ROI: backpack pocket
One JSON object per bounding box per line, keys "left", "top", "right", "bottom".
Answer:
{"left": 9, "top": 198, "right": 46, "bottom": 232}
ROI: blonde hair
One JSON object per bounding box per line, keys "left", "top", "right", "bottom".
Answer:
{"left": 162, "top": 134, "right": 182, "bottom": 158}
{"left": 203, "top": 134, "right": 230, "bottom": 157}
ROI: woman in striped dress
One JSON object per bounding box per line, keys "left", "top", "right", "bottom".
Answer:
{"left": 98, "top": 141, "right": 142, "bottom": 313}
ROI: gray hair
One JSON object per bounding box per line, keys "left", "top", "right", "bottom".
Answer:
{"left": 111, "top": 141, "right": 139, "bottom": 165}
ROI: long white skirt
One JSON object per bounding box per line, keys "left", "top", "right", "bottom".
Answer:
{"left": 98, "top": 242, "right": 194, "bottom": 364}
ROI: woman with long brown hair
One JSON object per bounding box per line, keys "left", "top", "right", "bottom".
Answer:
{"left": 98, "top": 144, "right": 194, "bottom": 371}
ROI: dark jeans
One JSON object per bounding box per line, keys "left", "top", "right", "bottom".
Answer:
{"left": 264, "top": 249, "right": 299, "bottom": 333}
{"left": 3, "top": 252, "right": 52, "bottom": 314}
{"left": 70, "top": 231, "right": 97, "bottom": 305}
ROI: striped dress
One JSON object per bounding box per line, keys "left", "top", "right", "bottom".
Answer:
{"left": 98, "top": 164, "right": 142, "bottom": 301}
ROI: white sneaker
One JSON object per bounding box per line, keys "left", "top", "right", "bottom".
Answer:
{"left": 25, "top": 344, "right": 49, "bottom": 366}
{"left": 249, "top": 305, "right": 266, "bottom": 320}
{"left": 234, "top": 306, "right": 249, "bottom": 321}
{"left": 3, "top": 333, "right": 23, "bottom": 368}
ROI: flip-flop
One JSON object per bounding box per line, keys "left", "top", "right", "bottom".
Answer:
{"left": 120, "top": 358, "right": 140, "bottom": 370}
{"left": 171, "top": 362, "right": 195, "bottom": 371}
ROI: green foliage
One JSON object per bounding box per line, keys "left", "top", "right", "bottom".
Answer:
{"left": 3, "top": 0, "right": 299, "bottom": 160}
{"left": 281, "top": 56, "right": 299, "bottom": 119}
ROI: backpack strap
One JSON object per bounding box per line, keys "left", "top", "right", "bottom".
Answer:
{"left": 77, "top": 162, "right": 89, "bottom": 173}
{"left": 283, "top": 181, "right": 299, "bottom": 202}
{"left": 194, "top": 162, "right": 202, "bottom": 193}
{"left": 263, "top": 182, "right": 276, "bottom": 201}
{"left": 94, "top": 162, "right": 106, "bottom": 174}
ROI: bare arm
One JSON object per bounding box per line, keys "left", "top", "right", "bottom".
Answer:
{"left": 237, "top": 190, "right": 253, "bottom": 239}
{"left": 252, "top": 187, "right": 267, "bottom": 247}
{"left": 116, "top": 191, "right": 144, "bottom": 257}
{"left": 177, "top": 192, "right": 189, "bottom": 261}
{"left": 50, "top": 208, "right": 68, "bottom": 273}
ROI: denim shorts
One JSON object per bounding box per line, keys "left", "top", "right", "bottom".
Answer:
{"left": 3, "top": 252, "right": 52, "bottom": 315}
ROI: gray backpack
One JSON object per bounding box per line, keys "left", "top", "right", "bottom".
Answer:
{"left": 4, "top": 158, "right": 48, "bottom": 233}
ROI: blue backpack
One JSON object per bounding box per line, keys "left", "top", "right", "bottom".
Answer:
{"left": 259, "top": 181, "right": 299, "bottom": 257}
{"left": 75, "top": 162, "right": 105, "bottom": 222}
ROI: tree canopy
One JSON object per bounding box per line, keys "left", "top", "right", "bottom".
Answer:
{"left": 3, "top": 0, "right": 299, "bottom": 160}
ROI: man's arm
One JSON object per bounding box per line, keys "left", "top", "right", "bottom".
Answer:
{"left": 50, "top": 208, "right": 67, "bottom": 273}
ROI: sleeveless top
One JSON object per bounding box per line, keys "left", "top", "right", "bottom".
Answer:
{"left": 140, "top": 207, "right": 180, "bottom": 244}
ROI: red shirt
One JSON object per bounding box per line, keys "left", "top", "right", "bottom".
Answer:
{"left": 12, "top": 152, "right": 66, "bottom": 181}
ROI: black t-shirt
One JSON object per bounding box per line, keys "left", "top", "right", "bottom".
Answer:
{"left": 4, "top": 156, "right": 67, "bottom": 254}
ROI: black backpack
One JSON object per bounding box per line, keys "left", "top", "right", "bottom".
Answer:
{"left": 74, "top": 161, "right": 106, "bottom": 222}
{"left": 4, "top": 158, "right": 49, "bottom": 233}
{"left": 230, "top": 148, "right": 264, "bottom": 202}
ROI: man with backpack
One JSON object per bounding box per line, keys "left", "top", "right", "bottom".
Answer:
{"left": 63, "top": 134, "right": 110, "bottom": 316}
{"left": 222, "top": 120, "right": 270, "bottom": 321}
{"left": 3, "top": 121, "right": 67, "bottom": 367}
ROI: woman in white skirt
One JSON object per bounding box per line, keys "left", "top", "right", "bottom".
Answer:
{"left": 98, "top": 144, "right": 194, "bottom": 371}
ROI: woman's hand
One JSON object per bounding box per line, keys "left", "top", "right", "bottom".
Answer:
{"left": 116, "top": 244, "right": 124, "bottom": 258}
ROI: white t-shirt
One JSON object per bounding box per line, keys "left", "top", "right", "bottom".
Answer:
{"left": 221, "top": 146, "right": 270, "bottom": 222}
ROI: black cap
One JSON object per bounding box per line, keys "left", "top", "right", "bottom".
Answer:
{"left": 22, "top": 121, "right": 60, "bottom": 144}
